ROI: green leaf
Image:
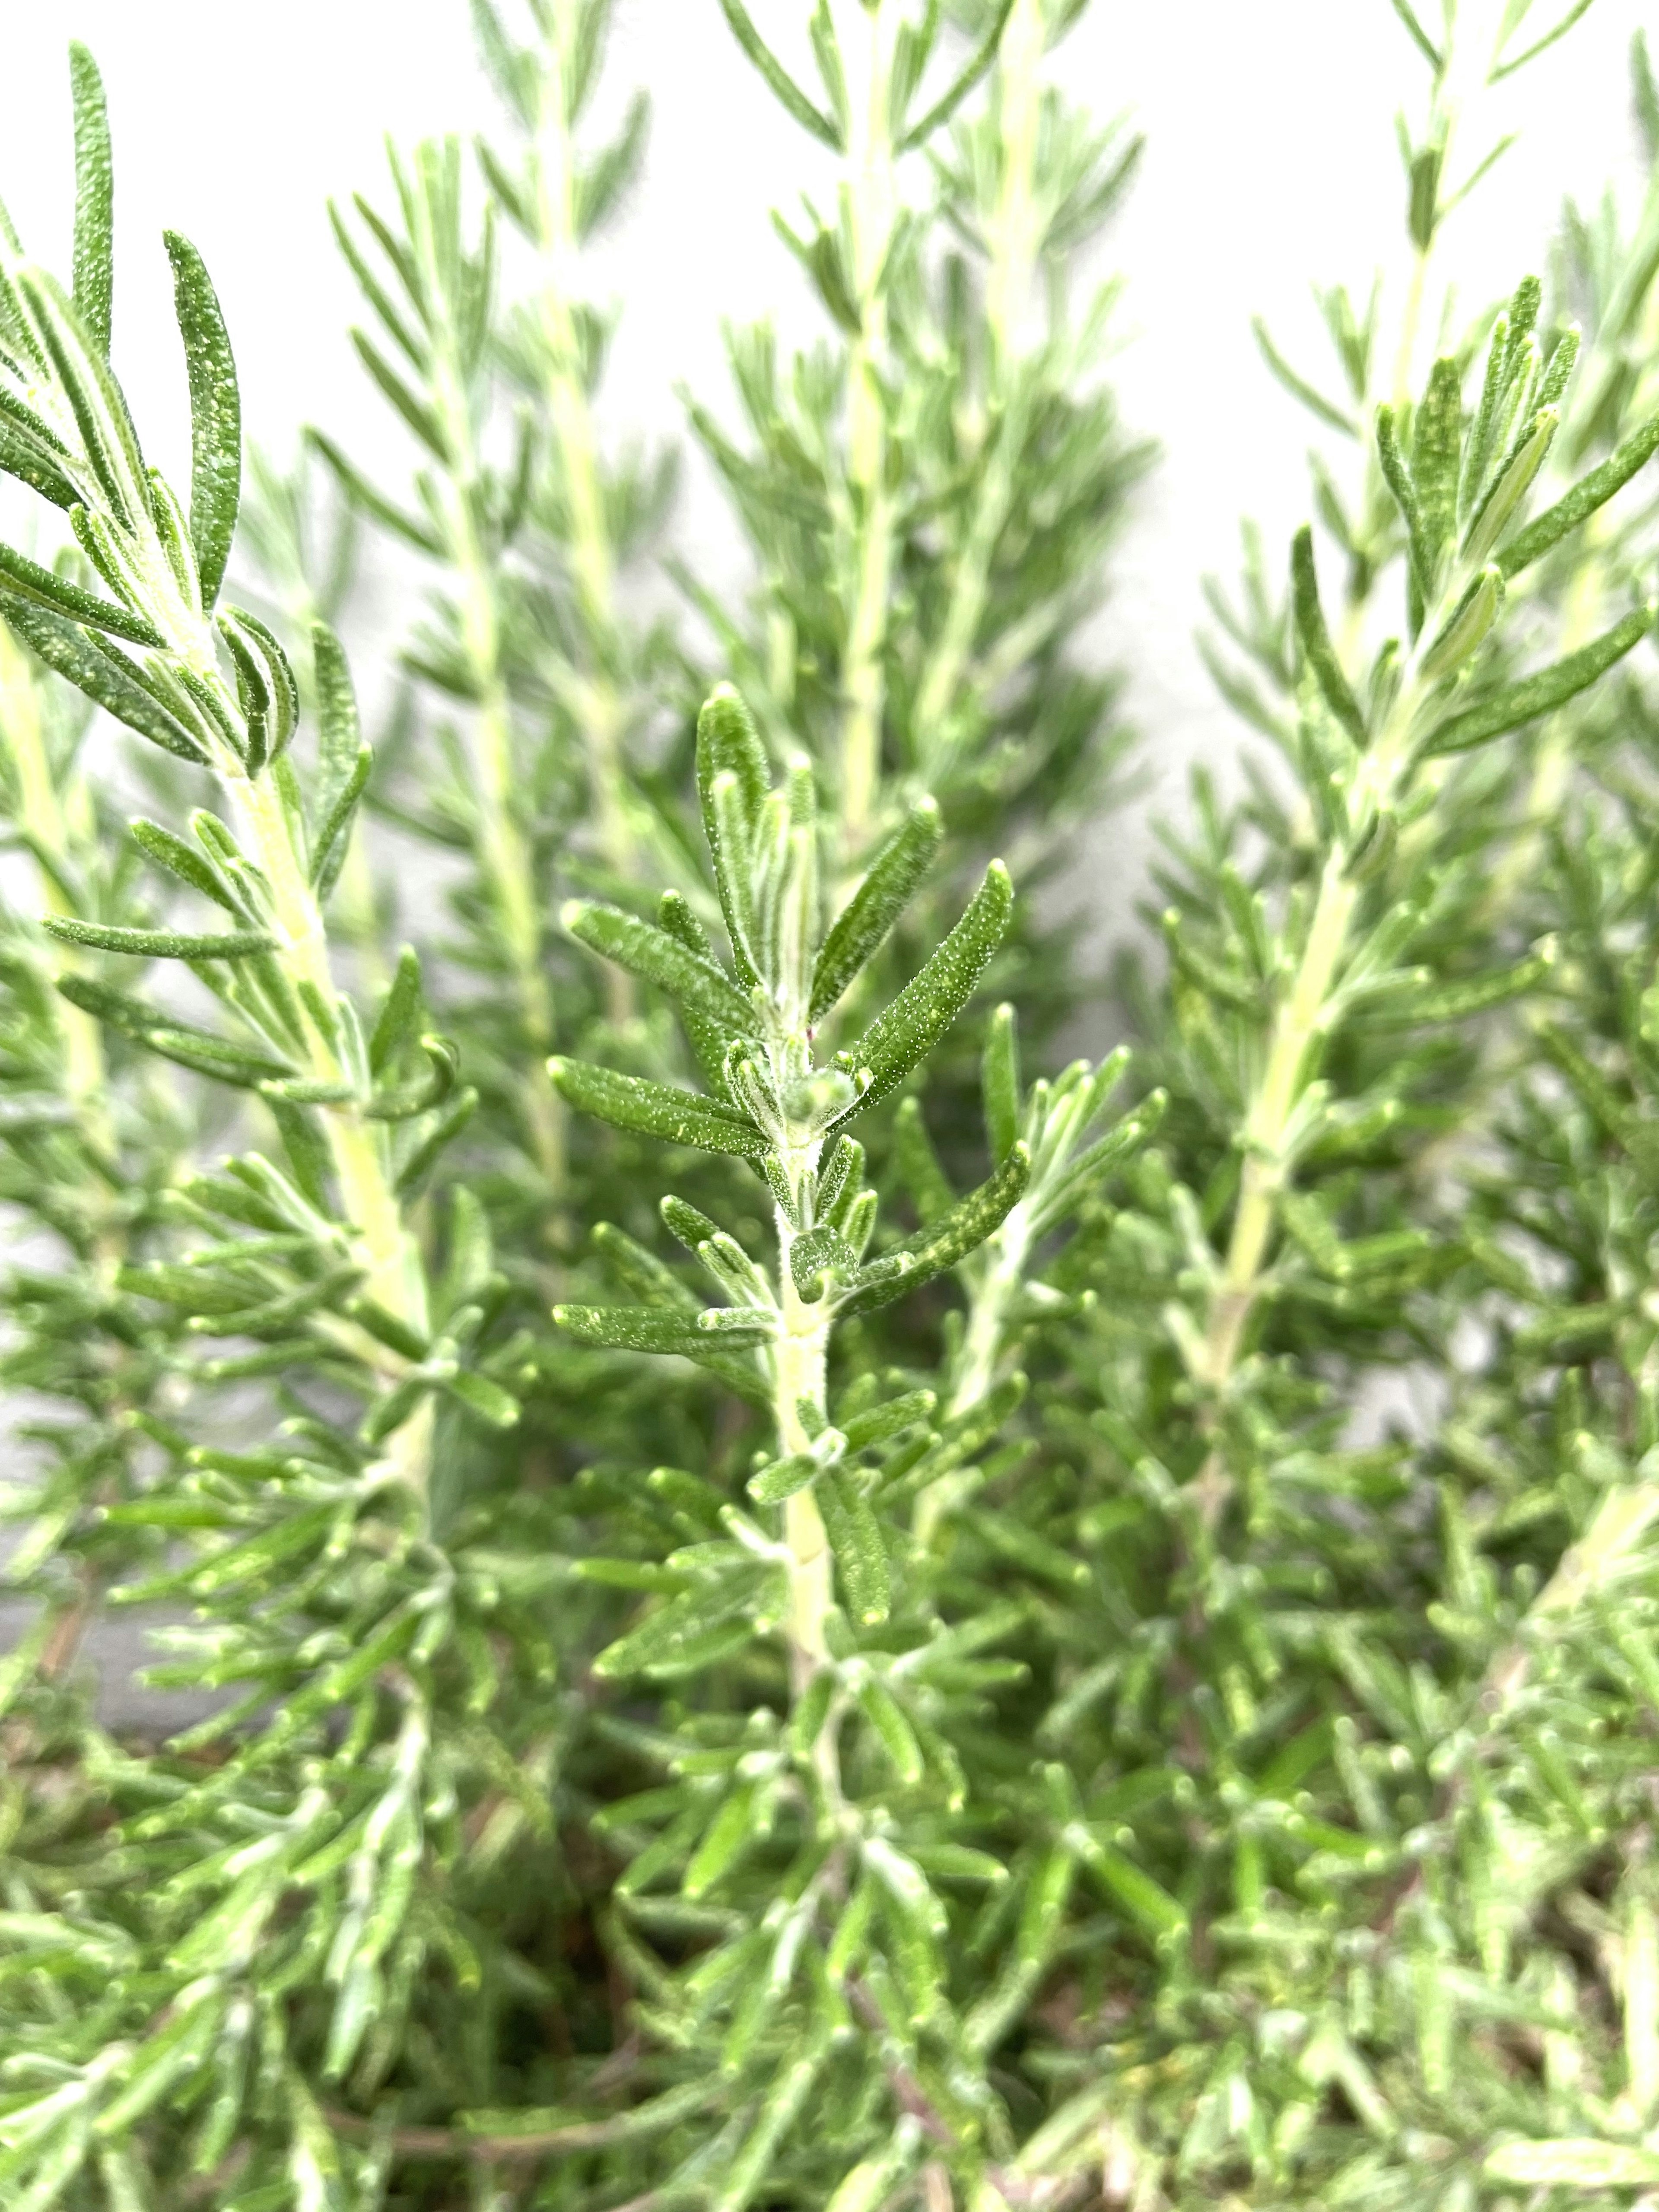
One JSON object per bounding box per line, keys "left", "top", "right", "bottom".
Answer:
{"left": 893, "top": 1095, "right": 954, "bottom": 1225}
{"left": 577, "top": 91, "right": 650, "bottom": 238}
{"left": 1076, "top": 1834, "right": 1188, "bottom": 1940}
{"left": 1406, "top": 143, "right": 1441, "bottom": 252}
{"left": 696, "top": 683, "right": 769, "bottom": 985}
{"left": 68, "top": 44, "right": 114, "bottom": 356}
{"left": 1251, "top": 317, "right": 1357, "bottom": 437}
{"left": 817, "top": 1469, "right": 889, "bottom": 1625}
{"left": 56, "top": 974, "right": 291, "bottom": 1086}
{"left": 563, "top": 900, "right": 758, "bottom": 1036}
{"left": 0, "top": 394, "right": 83, "bottom": 510}
{"left": 659, "top": 890, "right": 737, "bottom": 1094}
{"left": 910, "top": 1844, "right": 1008, "bottom": 1885}
{"left": 593, "top": 1571, "right": 768, "bottom": 1679}
{"left": 362, "top": 1033, "right": 459, "bottom": 1120}
{"left": 790, "top": 1224, "right": 857, "bottom": 1298}
{"left": 311, "top": 744, "right": 373, "bottom": 897}
{"left": 118, "top": 1262, "right": 274, "bottom": 1316}
{"left": 716, "top": 0, "right": 843, "bottom": 150}
{"left": 658, "top": 1195, "right": 725, "bottom": 1266}
{"left": 1373, "top": 406, "right": 1432, "bottom": 605}
{"left": 1463, "top": 404, "right": 1557, "bottom": 564}
{"left": 1289, "top": 526, "right": 1365, "bottom": 744}
{"left": 369, "top": 948, "right": 424, "bottom": 1074}
{"left": 549, "top": 1056, "right": 767, "bottom": 1159}
{"left": 1419, "top": 563, "right": 1503, "bottom": 682}
{"left": 306, "top": 428, "right": 443, "bottom": 556}
{"left": 444, "top": 1371, "right": 519, "bottom": 1428}
{"left": 1036, "top": 1091, "right": 1167, "bottom": 1231}
{"left": 220, "top": 606, "right": 299, "bottom": 762}
{"left": 1499, "top": 410, "right": 1659, "bottom": 578}
{"left": 0, "top": 537, "right": 160, "bottom": 646}
{"left": 0, "top": 597, "right": 207, "bottom": 762}
{"left": 809, "top": 795, "right": 942, "bottom": 1023}
{"left": 887, "top": 1373, "right": 1027, "bottom": 1499}
{"left": 1491, "top": 0, "right": 1597, "bottom": 82}
{"left": 842, "top": 1143, "right": 1030, "bottom": 1317}
{"left": 328, "top": 199, "right": 428, "bottom": 369}
{"left": 835, "top": 861, "right": 1013, "bottom": 1122}
{"left": 42, "top": 917, "right": 274, "bottom": 961}
{"left": 974, "top": 1506, "right": 1089, "bottom": 1588}
{"left": 747, "top": 1453, "right": 819, "bottom": 1504}
{"left": 129, "top": 817, "right": 240, "bottom": 913}
{"left": 898, "top": 0, "right": 1016, "bottom": 150}
{"left": 683, "top": 1783, "right": 758, "bottom": 1898}
{"left": 856, "top": 1678, "right": 923, "bottom": 1784}
{"left": 311, "top": 622, "right": 361, "bottom": 812}
{"left": 1424, "top": 601, "right": 1654, "bottom": 754}
{"left": 163, "top": 233, "right": 241, "bottom": 608}
{"left": 1389, "top": 2, "right": 1442, "bottom": 70}
{"left": 16, "top": 267, "right": 147, "bottom": 528}
{"left": 1411, "top": 356, "right": 1462, "bottom": 570}
{"left": 1483, "top": 2142, "right": 1659, "bottom": 2188}
{"left": 982, "top": 1001, "right": 1022, "bottom": 1163}
{"left": 350, "top": 328, "right": 449, "bottom": 462}
{"left": 553, "top": 1304, "right": 769, "bottom": 1354}
{"left": 596, "top": 1219, "right": 702, "bottom": 1312}
{"left": 393, "top": 1086, "right": 478, "bottom": 1197}
{"left": 842, "top": 1389, "right": 935, "bottom": 1451}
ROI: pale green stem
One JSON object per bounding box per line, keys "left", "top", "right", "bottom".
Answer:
{"left": 982, "top": 0, "right": 1044, "bottom": 368}
{"left": 838, "top": 0, "right": 901, "bottom": 855}
{"left": 534, "top": 13, "right": 636, "bottom": 1011}
{"left": 1389, "top": 246, "right": 1431, "bottom": 422}
{"left": 772, "top": 1164, "right": 833, "bottom": 1694}
{"left": 229, "top": 770, "right": 428, "bottom": 1347}
{"left": 1188, "top": 6, "right": 1513, "bottom": 1451}
{"left": 912, "top": 0, "right": 1044, "bottom": 772}
{"left": 1478, "top": 550, "right": 1602, "bottom": 925}
{"left": 1389, "top": 0, "right": 1485, "bottom": 413}
{"left": 133, "top": 547, "right": 436, "bottom": 1499}
{"left": 0, "top": 617, "right": 130, "bottom": 1682}
{"left": 1191, "top": 534, "right": 1499, "bottom": 1500}
{"left": 0, "top": 618, "right": 112, "bottom": 1154}
{"left": 912, "top": 1204, "right": 1030, "bottom": 1549}
{"left": 418, "top": 232, "right": 567, "bottom": 1194}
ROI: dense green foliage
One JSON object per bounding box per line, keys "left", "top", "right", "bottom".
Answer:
{"left": 3, "top": 3, "right": 1659, "bottom": 2208}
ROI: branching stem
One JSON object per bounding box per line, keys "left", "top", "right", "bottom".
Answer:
{"left": 1191, "top": 547, "right": 1491, "bottom": 1507}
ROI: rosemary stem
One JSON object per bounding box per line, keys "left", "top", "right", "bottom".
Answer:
{"left": 231, "top": 768, "right": 429, "bottom": 1345}
{"left": 0, "top": 618, "right": 112, "bottom": 1144}
{"left": 773, "top": 1178, "right": 833, "bottom": 1694}
{"left": 536, "top": 19, "right": 637, "bottom": 979}
{"left": 420, "top": 217, "right": 568, "bottom": 1190}
{"left": 1194, "top": 537, "right": 1487, "bottom": 1427}
{"left": 839, "top": 0, "right": 901, "bottom": 854}
{"left": 912, "top": 1208, "right": 1030, "bottom": 1550}
{"left": 913, "top": 0, "right": 1044, "bottom": 761}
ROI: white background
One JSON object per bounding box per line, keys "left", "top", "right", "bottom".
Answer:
{"left": 0, "top": 0, "right": 1650, "bottom": 928}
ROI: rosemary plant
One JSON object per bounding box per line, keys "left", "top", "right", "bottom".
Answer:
{"left": 544, "top": 683, "right": 1160, "bottom": 2207}
{"left": 7, "top": 4, "right": 1659, "bottom": 2210}
{"left": 691, "top": 0, "right": 1147, "bottom": 1010}
{"left": 316, "top": 0, "right": 676, "bottom": 1211}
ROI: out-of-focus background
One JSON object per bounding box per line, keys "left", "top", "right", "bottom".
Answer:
{"left": 2, "top": 3, "right": 1650, "bottom": 926}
